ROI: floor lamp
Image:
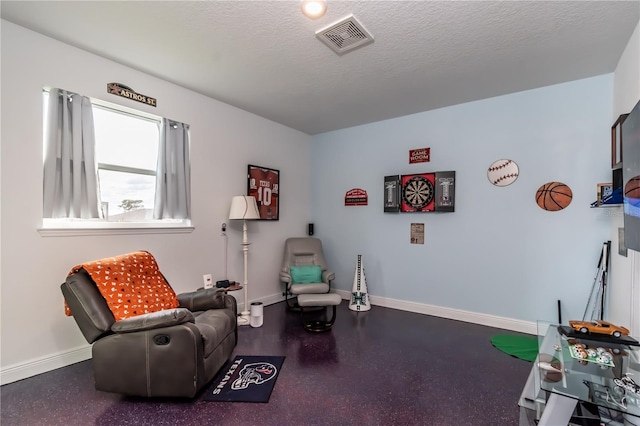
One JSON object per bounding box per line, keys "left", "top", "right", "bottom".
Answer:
{"left": 228, "top": 195, "right": 261, "bottom": 326}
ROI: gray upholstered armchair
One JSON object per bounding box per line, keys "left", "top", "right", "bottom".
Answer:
{"left": 280, "top": 237, "right": 335, "bottom": 309}
{"left": 61, "top": 257, "right": 237, "bottom": 398}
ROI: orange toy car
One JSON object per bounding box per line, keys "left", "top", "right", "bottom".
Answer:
{"left": 569, "top": 320, "right": 630, "bottom": 338}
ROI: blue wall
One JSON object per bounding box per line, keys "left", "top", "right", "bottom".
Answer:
{"left": 311, "top": 75, "right": 613, "bottom": 324}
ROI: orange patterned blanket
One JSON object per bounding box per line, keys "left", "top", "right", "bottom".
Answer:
{"left": 65, "top": 251, "right": 179, "bottom": 321}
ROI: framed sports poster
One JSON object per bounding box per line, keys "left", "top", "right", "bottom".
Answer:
{"left": 401, "top": 173, "right": 435, "bottom": 212}
{"left": 247, "top": 165, "right": 279, "bottom": 220}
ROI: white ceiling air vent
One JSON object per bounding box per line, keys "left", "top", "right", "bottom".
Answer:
{"left": 315, "top": 15, "right": 374, "bottom": 55}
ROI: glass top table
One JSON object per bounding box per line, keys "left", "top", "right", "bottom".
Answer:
{"left": 525, "top": 322, "right": 640, "bottom": 424}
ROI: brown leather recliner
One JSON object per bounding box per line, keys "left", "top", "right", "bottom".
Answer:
{"left": 61, "top": 268, "right": 237, "bottom": 398}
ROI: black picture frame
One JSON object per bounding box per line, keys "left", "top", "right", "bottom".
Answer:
{"left": 247, "top": 164, "right": 279, "bottom": 220}
{"left": 611, "top": 113, "right": 628, "bottom": 169}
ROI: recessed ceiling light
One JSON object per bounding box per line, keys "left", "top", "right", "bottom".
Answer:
{"left": 301, "top": 0, "right": 327, "bottom": 19}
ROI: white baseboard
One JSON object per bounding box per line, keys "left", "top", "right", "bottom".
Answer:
{"left": 239, "top": 292, "right": 285, "bottom": 312}
{"left": 332, "top": 289, "right": 538, "bottom": 335}
{"left": 2, "top": 293, "right": 536, "bottom": 385}
{"left": 1, "top": 345, "right": 92, "bottom": 385}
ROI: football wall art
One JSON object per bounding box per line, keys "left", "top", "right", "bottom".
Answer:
{"left": 247, "top": 164, "right": 279, "bottom": 220}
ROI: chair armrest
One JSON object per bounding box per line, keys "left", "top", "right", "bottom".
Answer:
{"left": 280, "top": 271, "right": 292, "bottom": 284}
{"left": 177, "top": 288, "right": 226, "bottom": 311}
{"left": 111, "top": 308, "right": 194, "bottom": 333}
{"left": 323, "top": 270, "right": 335, "bottom": 283}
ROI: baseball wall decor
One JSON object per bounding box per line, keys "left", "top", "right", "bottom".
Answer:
{"left": 487, "top": 159, "right": 519, "bottom": 186}
{"left": 536, "top": 182, "right": 573, "bottom": 211}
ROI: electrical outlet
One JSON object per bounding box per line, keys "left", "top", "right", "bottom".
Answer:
{"left": 203, "top": 274, "right": 213, "bottom": 289}
{"left": 221, "top": 222, "right": 227, "bottom": 232}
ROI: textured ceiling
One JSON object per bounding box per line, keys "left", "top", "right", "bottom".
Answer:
{"left": 1, "top": 1, "right": 639, "bottom": 135}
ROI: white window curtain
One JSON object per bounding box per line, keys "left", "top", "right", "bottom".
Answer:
{"left": 43, "top": 88, "right": 101, "bottom": 219}
{"left": 154, "top": 119, "right": 191, "bottom": 219}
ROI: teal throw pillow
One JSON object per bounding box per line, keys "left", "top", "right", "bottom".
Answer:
{"left": 290, "top": 265, "right": 322, "bottom": 284}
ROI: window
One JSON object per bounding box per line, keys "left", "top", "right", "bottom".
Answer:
{"left": 41, "top": 90, "right": 192, "bottom": 235}
{"left": 93, "top": 104, "right": 159, "bottom": 221}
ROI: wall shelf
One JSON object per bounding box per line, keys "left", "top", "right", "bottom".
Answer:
{"left": 590, "top": 203, "right": 622, "bottom": 208}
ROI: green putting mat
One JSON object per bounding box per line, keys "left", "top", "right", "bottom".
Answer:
{"left": 490, "top": 334, "right": 538, "bottom": 362}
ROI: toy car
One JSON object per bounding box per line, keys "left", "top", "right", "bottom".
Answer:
{"left": 568, "top": 320, "right": 630, "bottom": 338}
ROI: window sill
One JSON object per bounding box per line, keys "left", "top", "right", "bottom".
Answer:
{"left": 38, "top": 220, "right": 194, "bottom": 237}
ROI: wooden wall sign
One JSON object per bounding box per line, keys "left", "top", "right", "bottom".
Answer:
{"left": 107, "top": 83, "right": 157, "bottom": 107}
{"left": 345, "top": 188, "right": 368, "bottom": 206}
{"left": 409, "top": 147, "right": 430, "bottom": 164}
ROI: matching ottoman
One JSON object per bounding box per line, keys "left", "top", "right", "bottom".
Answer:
{"left": 297, "top": 293, "right": 342, "bottom": 332}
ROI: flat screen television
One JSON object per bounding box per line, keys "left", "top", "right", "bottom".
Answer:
{"left": 623, "top": 98, "right": 640, "bottom": 252}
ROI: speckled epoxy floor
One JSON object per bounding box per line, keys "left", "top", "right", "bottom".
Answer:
{"left": 1, "top": 301, "right": 532, "bottom": 425}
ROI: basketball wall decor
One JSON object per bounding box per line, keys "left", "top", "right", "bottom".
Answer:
{"left": 487, "top": 159, "right": 519, "bottom": 186}
{"left": 625, "top": 175, "right": 640, "bottom": 200}
{"left": 536, "top": 182, "right": 573, "bottom": 211}
{"left": 624, "top": 175, "right": 640, "bottom": 230}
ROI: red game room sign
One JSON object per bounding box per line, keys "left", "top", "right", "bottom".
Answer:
{"left": 409, "top": 147, "right": 430, "bottom": 164}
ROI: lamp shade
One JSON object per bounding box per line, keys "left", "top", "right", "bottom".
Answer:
{"left": 229, "top": 195, "right": 260, "bottom": 220}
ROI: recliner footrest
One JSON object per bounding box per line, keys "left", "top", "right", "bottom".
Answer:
{"left": 297, "top": 293, "right": 342, "bottom": 332}
{"left": 297, "top": 293, "right": 342, "bottom": 307}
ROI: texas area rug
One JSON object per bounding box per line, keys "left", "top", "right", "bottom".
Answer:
{"left": 202, "top": 355, "right": 285, "bottom": 403}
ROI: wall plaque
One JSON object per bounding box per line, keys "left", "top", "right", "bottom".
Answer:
{"left": 410, "top": 223, "right": 424, "bottom": 244}
{"left": 345, "top": 188, "right": 368, "bottom": 206}
{"left": 107, "top": 83, "right": 157, "bottom": 107}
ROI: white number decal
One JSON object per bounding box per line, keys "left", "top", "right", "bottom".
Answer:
{"left": 258, "top": 187, "right": 272, "bottom": 206}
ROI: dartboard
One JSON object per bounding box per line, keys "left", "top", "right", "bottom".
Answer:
{"left": 402, "top": 176, "right": 434, "bottom": 210}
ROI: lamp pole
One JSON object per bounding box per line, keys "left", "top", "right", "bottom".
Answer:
{"left": 228, "top": 195, "right": 260, "bottom": 326}
{"left": 239, "top": 219, "right": 251, "bottom": 324}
